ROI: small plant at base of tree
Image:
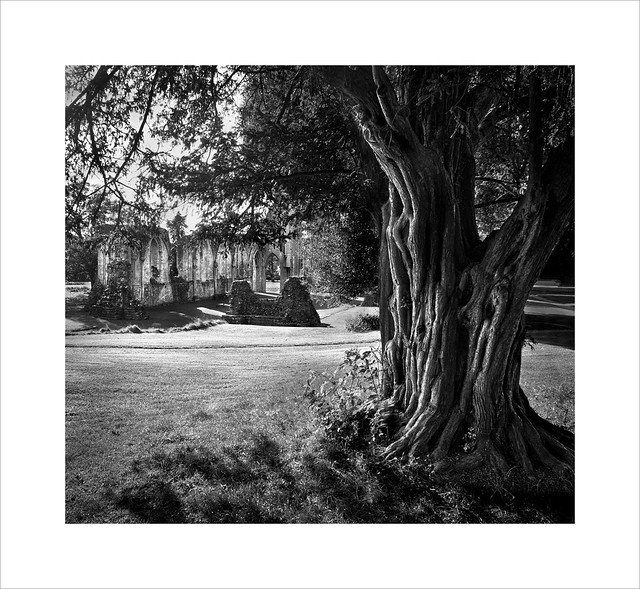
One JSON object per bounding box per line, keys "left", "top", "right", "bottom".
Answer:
{"left": 304, "top": 348, "right": 387, "bottom": 450}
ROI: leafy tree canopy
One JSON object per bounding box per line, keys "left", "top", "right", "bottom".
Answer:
{"left": 66, "top": 65, "right": 573, "bottom": 245}
{"left": 66, "top": 66, "right": 379, "bottom": 249}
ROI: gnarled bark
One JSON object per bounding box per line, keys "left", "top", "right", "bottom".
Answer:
{"left": 319, "top": 66, "right": 574, "bottom": 473}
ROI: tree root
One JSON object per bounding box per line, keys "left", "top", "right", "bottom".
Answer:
{"left": 382, "top": 407, "right": 574, "bottom": 477}
{"left": 378, "top": 377, "right": 575, "bottom": 477}
{"left": 431, "top": 438, "right": 509, "bottom": 476}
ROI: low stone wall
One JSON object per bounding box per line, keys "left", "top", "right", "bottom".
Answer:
{"left": 141, "top": 282, "right": 173, "bottom": 306}
{"left": 192, "top": 279, "right": 217, "bottom": 301}
{"left": 89, "top": 304, "right": 148, "bottom": 320}
{"left": 170, "top": 278, "right": 192, "bottom": 303}
{"left": 132, "top": 278, "right": 221, "bottom": 306}
{"left": 229, "top": 278, "right": 321, "bottom": 327}
{"left": 88, "top": 283, "right": 148, "bottom": 320}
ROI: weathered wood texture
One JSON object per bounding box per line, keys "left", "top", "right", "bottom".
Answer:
{"left": 319, "top": 66, "right": 574, "bottom": 472}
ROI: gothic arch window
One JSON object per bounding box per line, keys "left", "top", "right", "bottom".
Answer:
{"left": 149, "top": 237, "right": 160, "bottom": 281}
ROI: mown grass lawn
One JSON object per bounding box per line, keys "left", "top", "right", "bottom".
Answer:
{"left": 66, "top": 330, "right": 574, "bottom": 524}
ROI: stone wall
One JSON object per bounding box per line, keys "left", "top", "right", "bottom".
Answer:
{"left": 229, "top": 278, "right": 321, "bottom": 327}
{"left": 88, "top": 258, "right": 148, "bottom": 320}
{"left": 94, "top": 226, "right": 311, "bottom": 309}
{"left": 141, "top": 282, "right": 173, "bottom": 306}
{"left": 279, "top": 278, "right": 322, "bottom": 326}
{"left": 193, "top": 279, "right": 217, "bottom": 301}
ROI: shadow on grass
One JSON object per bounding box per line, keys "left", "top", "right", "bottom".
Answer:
{"left": 105, "top": 432, "right": 574, "bottom": 524}
{"left": 114, "top": 478, "right": 186, "bottom": 523}
{"left": 525, "top": 312, "right": 574, "bottom": 350}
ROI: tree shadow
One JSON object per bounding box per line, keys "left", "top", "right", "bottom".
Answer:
{"left": 109, "top": 432, "right": 573, "bottom": 524}
{"left": 114, "top": 478, "right": 186, "bottom": 523}
{"left": 526, "top": 312, "right": 574, "bottom": 350}
{"left": 66, "top": 299, "right": 230, "bottom": 333}
{"left": 114, "top": 436, "right": 289, "bottom": 523}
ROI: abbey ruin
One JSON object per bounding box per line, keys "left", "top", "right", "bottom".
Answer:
{"left": 92, "top": 227, "right": 309, "bottom": 311}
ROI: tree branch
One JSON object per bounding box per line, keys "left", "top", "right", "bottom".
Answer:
{"left": 371, "top": 66, "right": 402, "bottom": 131}
{"left": 113, "top": 69, "right": 160, "bottom": 184}
{"left": 275, "top": 67, "right": 304, "bottom": 125}
{"left": 527, "top": 73, "right": 544, "bottom": 196}
{"left": 474, "top": 194, "right": 520, "bottom": 209}
{"left": 475, "top": 176, "right": 521, "bottom": 202}
{"left": 66, "top": 66, "right": 121, "bottom": 139}
{"left": 481, "top": 135, "right": 574, "bottom": 278}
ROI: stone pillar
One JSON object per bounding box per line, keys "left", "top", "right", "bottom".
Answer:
{"left": 160, "top": 238, "right": 171, "bottom": 284}
{"left": 279, "top": 243, "right": 291, "bottom": 291}
{"left": 253, "top": 249, "right": 267, "bottom": 293}
{"left": 279, "top": 254, "right": 290, "bottom": 292}
{"left": 97, "top": 248, "right": 107, "bottom": 285}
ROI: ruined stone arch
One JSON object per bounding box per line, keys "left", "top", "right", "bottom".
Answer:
{"left": 252, "top": 249, "right": 266, "bottom": 293}
{"left": 94, "top": 226, "right": 311, "bottom": 305}
{"left": 253, "top": 244, "right": 290, "bottom": 293}
{"left": 265, "top": 249, "right": 281, "bottom": 280}
{"left": 148, "top": 236, "right": 161, "bottom": 280}
{"left": 216, "top": 247, "right": 230, "bottom": 278}
{"left": 144, "top": 234, "right": 170, "bottom": 284}
{"left": 97, "top": 235, "right": 137, "bottom": 287}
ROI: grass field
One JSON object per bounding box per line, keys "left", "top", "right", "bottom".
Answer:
{"left": 66, "top": 289, "right": 574, "bottom": 523}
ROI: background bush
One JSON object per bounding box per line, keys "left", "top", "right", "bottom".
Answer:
{"left": 345, "top": 313, "right": 380, "bottom": 333}
{"left": 301, "top": 208, "right": 378, "bottom": 299}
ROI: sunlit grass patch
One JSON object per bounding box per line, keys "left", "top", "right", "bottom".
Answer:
{"left": 191, "top": 409, "right": 214, "bottom": 421}
{"left": 525, "top": 383, "right": 575, "bottom": 432}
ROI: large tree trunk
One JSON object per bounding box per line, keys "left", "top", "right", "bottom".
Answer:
{"left": 381, "top": 233, "right": 574, "bottom": 473}
{"left": 319, "top": 66, "right": 575, "bottom": 474}
{"left": 380, "top": 143, "right": 573, "bottom": 473}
